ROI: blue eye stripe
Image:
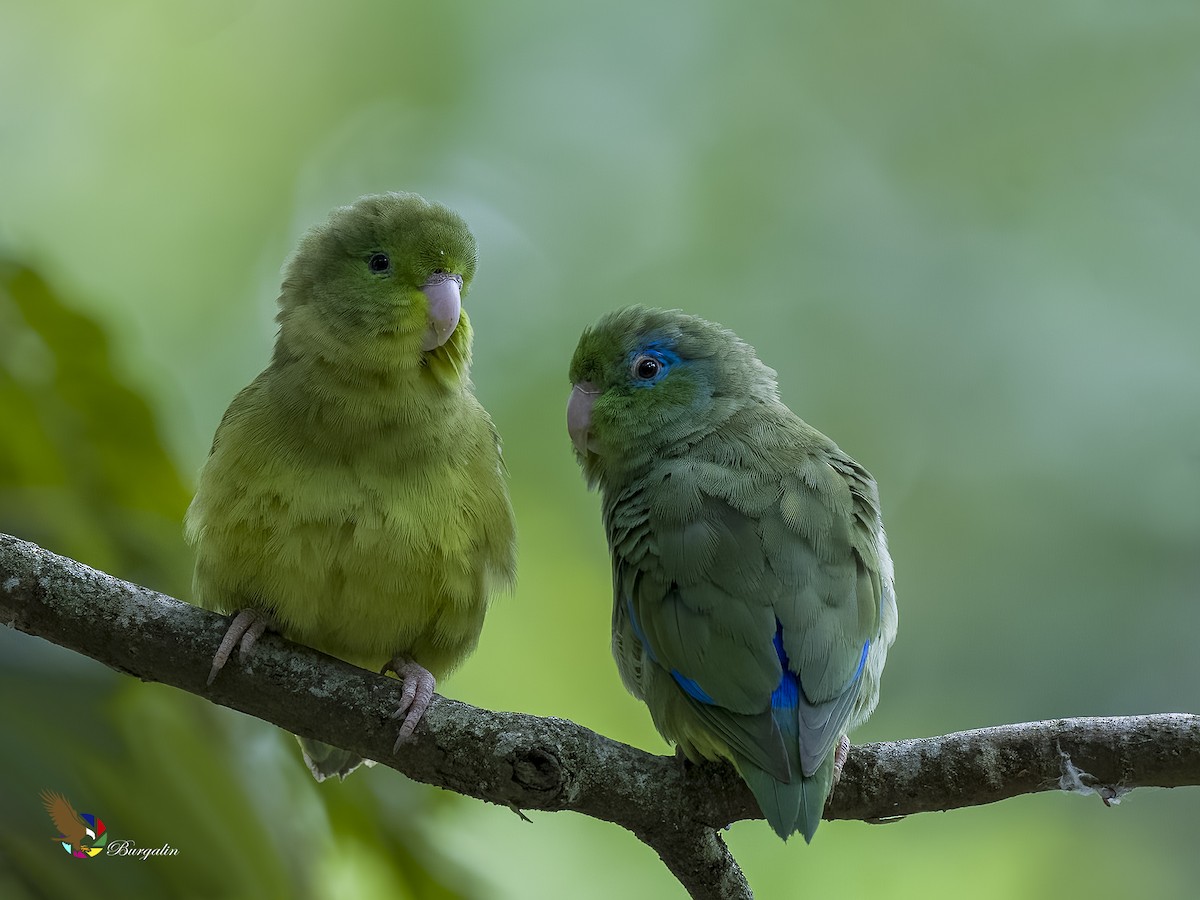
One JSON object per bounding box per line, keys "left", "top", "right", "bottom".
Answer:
{"left": 638, "top": 338, "right": 679, "bottom": 360}
{"left": 628, "top": 338, "right": 680, "bottom": 387}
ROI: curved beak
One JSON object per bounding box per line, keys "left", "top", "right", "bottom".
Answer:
{"left": 420, "top": 273, "right": 463, "bottom": 351}
{"left": 567, "top": 382, "right": 600, "bottom": 455}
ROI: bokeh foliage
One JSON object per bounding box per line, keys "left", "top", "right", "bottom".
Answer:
{"left": 2, "top": 1, "right": 1199, "bottom": 897}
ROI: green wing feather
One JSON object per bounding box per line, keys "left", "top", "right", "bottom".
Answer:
{"left": 607, "top": 422, "right": 889, "bottom": 839}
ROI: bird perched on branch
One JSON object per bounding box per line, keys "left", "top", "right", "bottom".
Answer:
{"left": 186, "top": 192, "right": 516, "bottom": 780}
{"left": 567, "top": 306, "right": 896, "bottom": 841}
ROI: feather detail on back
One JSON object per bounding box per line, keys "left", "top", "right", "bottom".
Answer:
{"left": 570, "top": 306, "right": 897, "bottom": 842}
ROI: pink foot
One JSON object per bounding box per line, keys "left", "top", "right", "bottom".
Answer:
{"left": 382, "top": 656, "right": 436, "bottom": 750}
{"left": 208, "top": 609, "right": 271, "bottom": 685}
{"left": 832, "top": 734, "right": 851, "bottom": 786}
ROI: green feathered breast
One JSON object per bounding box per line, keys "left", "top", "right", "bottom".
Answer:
{"left": 569, "top": 306, "right": 896, "bottom": 841}
{"left": 186, "top": 193, "right": 516, "bottom": 778}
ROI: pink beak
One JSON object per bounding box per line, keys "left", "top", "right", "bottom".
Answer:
{"left": 567, "top": 382, "right": 600, "bottom": 455}
{"left": 420, "top": 273, "right": 463, "bottom": 351}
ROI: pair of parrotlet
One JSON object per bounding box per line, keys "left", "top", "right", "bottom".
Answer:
{"left": 187, "top": 192, "right": 897, "bottom": 842}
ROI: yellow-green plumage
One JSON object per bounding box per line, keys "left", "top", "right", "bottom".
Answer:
{"left": 186, "top": 192, "right": 516, "bottom": 779}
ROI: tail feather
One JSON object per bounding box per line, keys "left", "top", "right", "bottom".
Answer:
{"left": 739, "top": 763, "right": 802, "bottom": 840}
{"left": 796, "top": 754, "right": 836, "bottom": 843}
{"left": 737, "top": 752, "right": 835, "bottom": 843}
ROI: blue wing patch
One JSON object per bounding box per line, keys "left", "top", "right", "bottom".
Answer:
{"left": 774, "top": 622, "right": 869, "bottom": 708}
{"left": 770, "top": 626, "right": 801, "bottom": 710}
{"left": 791, "top": 627, "right": 872, "bottom": 777}
{"left": 624, "top": 597, "right": 658, "bottom": 663}
{"left": 626, "top": 594, "right": 718, "bottom": 703}
{"left": 851, "top": 639, "right": 869, "bottom": 682}
{"left": 671, "top": 669, "right": 717, "bottom": 704}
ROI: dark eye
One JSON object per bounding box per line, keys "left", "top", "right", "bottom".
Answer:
{"left": 367, "top": 252, "right": 391, "bottom": 273}
{"left": 633, "top": 355, "right": 661, "bottom": 380}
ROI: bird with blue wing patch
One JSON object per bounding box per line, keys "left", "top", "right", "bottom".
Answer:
{"left": 567, "top": 307, "right": 897, "bottom": 842}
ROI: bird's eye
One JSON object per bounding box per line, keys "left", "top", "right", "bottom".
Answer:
{"left": 367, "top": 252, "right": 391, "bottom": 273}
{"left": 633, "top": 355, "right": 661, "bottom": 381}
{"left": 431, "top": 267, "right": 446, "bottom": 275}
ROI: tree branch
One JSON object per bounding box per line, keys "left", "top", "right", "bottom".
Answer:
{"left": 3, "top": 532, "right": 1198, "bottom": 900}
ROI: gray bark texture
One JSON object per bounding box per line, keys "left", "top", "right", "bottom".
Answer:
{"left": 3, "top": 532, "right": 1198, "bottom": 900}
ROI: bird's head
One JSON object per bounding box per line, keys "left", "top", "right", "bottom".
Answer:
{"left": 276, "top": 192, "right": 478, "bottom": 376}
{"left": 567, "top": 306, "right": 779, "bottom": 486}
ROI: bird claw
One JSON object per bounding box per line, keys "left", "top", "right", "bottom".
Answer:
{"left": 208, "top": 609, "right": 272, "bottom": 685}
{"left": 382, "top": 656, "right": 436, "bottom": 750}
{"left": 831, "top": 734, "right": 851, "bottom": 787}
{"left": 507, "top": 803, "right": 533, "bottom": 823}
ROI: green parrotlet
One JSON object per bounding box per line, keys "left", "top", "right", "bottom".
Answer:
{"left": 567, "top": 307, "right": 897, "bottom": 841}
{"left": 186, "top": 192, "right": 517, "bottom": 781}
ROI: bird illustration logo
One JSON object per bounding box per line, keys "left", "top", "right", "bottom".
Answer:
{"left": 40, "top": 789, "right": 108, "bottom": 858}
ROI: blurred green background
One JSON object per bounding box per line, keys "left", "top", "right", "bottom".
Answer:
{"left": 2, "top": 1, "right": 1199, "bottom": 897}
